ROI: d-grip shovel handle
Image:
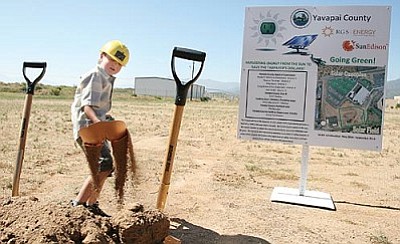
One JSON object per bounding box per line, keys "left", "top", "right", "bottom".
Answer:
{"left": 12, "top": 62, "right": 46, "bottom": 197}
{"left": 22, "top": 62, "right": 47, "bottom": 95}
{"left": 171, "top": 47, "right": 206, "bottom": 106}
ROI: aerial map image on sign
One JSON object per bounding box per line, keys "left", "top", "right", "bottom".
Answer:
{"left": 314, "top": 65, "right": 385, "bottom": 135}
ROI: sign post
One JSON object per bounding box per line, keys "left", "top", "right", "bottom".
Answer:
{"left": 270, "top": 145, "right": 336, "bottom": 210}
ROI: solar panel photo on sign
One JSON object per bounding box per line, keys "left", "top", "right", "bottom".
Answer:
{"left": 282, "top": 34, "right": 318, "bottom": 54}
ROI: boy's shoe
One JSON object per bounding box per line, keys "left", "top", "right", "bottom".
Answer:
{"left": 70, "top": 200, "right": 110, "bottom": 217}
{"left": 85, "top": 203, "right": 111, "bottom": 217}
{"left": 70, "top": 200, "right": 85, "bottom": 207}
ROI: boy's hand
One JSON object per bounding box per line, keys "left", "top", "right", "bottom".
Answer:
{"left": 92, "top": 118, "right": 101, "bottom": 124}
{"left": 84, "top": 105, "right": 101, "bottom": 124}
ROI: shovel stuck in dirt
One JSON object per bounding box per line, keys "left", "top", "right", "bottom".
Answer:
{"left": 156, "top": 47, "right": 206, "bottom": 211}
{"left": 12, "top": 62, "right": 47, "bottom": 197}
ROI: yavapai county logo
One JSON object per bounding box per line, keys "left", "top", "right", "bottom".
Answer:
{"left": 291, "top": 9, "right": 311, "bottom": 29}
{"left": 250, "top": 11, "right": 286, "bottom": 50}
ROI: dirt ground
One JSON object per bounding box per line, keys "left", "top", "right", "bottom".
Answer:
{"left": 1, "top": 93, "right": 400, "bottom": 243}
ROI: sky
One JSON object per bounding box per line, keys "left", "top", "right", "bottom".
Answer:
{"left": 0, "top": 0, "right": 399, "bottom": 88}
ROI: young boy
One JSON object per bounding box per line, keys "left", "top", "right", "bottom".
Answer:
{"left": 70, "top": 40, "right": 130, "bottom": 217}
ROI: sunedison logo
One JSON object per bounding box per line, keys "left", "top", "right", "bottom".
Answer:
{"left": 342, "top": 40, "right": 388, "bottom": 52}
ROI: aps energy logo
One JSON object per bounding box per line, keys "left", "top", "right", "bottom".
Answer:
{"left": 250, "top": 10, "right": 287, "bottom": 49}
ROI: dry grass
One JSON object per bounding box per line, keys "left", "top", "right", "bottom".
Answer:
{"left": 1, "top": 90, "right": 400, "bottom": 243}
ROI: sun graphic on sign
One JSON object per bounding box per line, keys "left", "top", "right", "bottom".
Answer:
{"left": 322, "top": 26, "right": 334, "bottom": 37}
{"left": 250, "top": 11, "right": 286, "bottom": 48}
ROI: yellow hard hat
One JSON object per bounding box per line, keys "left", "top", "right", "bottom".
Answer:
{"left": 100, "top": 40, "right": 130, "bottom": 66}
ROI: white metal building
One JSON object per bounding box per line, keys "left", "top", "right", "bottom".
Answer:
{"left": 134, "top": 77, "right": 206, "bottom": 99}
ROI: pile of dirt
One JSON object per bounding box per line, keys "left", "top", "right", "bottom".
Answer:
{"left": 0, "top": 196, "right": 169, "bottom": 243}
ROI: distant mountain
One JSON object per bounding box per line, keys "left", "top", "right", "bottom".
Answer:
{"left": 386, "top": 78, "right": 400, "bottom": 98}
{"left": 197, "top": 79, "right": 240, "bottom": 95}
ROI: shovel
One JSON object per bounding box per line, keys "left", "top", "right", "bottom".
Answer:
{"left": 156, "top": 47, "right": 206, "bottom": 210}
{"left": 12, "top": 62, "right": 47, "bottom": 196}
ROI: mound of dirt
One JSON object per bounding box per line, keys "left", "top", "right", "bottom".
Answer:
{"left": 0, "top": 196, "right": 169, "bottom": 243}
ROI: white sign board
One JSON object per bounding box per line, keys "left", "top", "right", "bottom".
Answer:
{"left": 238, "top": 6, "right": 391, "bottom": 151}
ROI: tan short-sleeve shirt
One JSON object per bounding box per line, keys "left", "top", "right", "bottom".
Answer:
{"left": 71, "top": 65, "right": 115, "bottom": 140}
